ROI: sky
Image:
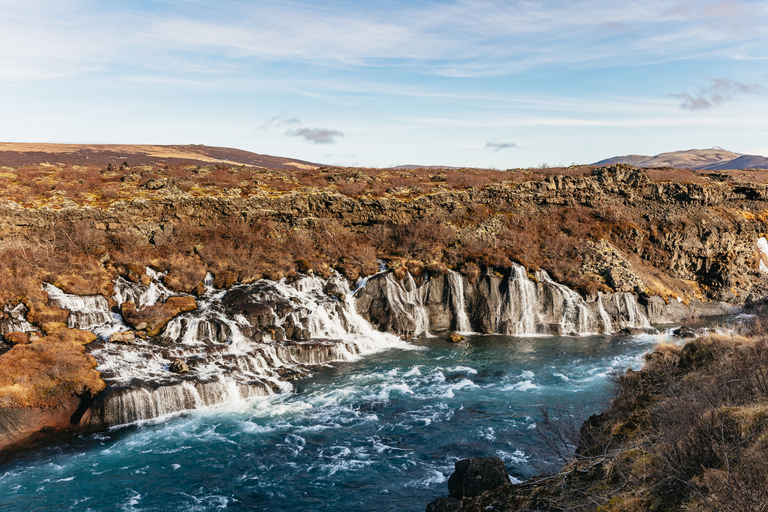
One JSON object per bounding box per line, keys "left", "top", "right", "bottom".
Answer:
{"left": 1, "top": 0, "right": 767, "bottom": 168}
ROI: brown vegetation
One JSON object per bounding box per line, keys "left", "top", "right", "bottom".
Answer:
{"left": 0, "top": 329, "right": 104, "bottom": 409}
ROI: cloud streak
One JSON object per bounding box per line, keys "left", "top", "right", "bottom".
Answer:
{"left": 5, "top": 1, "right": 763, "bottom": 80}
{"left": 258, "top": 116, "right": 301, "bottom": 130}
{"left": 669, "top": 77, "right": 766, "bottom": 110}
{"left": 485, "top": 141, "right": 519, "bottom": 151}
{"left": 286, "top": 127, "right": 344, "bottom": 144}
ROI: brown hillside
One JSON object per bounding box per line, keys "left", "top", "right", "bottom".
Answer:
{"left": 0, "top": 143, "right": 319, "bottom": 170}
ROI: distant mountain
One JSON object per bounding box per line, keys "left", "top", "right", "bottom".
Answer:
{"left": 593, "top": 148, "right": 768, "bottom": 170}
{"left": 703, "top": 154, "right": 768, "bottom": 171}
{"left": 0, "top": 143, "right": 320, "bottom": 170}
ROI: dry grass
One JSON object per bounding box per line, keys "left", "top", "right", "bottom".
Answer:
{"left": 0, "top": 329, "right": 105, "bottom": 408}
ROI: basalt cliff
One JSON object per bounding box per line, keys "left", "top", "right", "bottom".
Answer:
{"left": 1, "top": 162, "right": 767, "bottom": 454}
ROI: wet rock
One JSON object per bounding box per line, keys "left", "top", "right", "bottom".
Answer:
{"left": 108, "top": 331, "right": 135, "bottom": 344}
{"left": 323, "top": 277, "right": 347, "bottom": 301}
{"left": 448, "top": 333, "right": 464, "bottom": 343}
{"left": 169, "top": 359, "right": 189, "bottom": 374}
{"left": 447, "top": 457, "right": 510, "bottom": 499}
{"left": 271, "top": 326, "right": 286, "bottom": 342}
{"left": 276, "top": 367, "right": 304, "bottom": 381}
{"left": 617, "top": 326, "right": 657, "bottom": 336}
{"left": 425, "top": 496, "right": 462, "bottom": 512}
{"left": 673, "top": 326, "right": 698, "bottom": 339}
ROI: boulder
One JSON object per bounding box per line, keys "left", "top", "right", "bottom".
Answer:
{"left": 448, "top": 333, "right": 464, "bottom": 343}
{"left": 425, "top": 496, "right": 462, "bottom": 512}
{"left": 109, "top": 330, "right": 135, "bottom": 344}
{"left": 447, "top": 457, "right": 510, "bottom": 499}
{"left": 169, "top": 359, "right": 189, "bottom": 374}
{"left": 4, "top": 332, "right": 30, "bottom": 345}
{"left": 121, "top": 296, "right": 198, "bottom": 337}
{"left": 673, "top": 326, "right": 698, "bottom": 339}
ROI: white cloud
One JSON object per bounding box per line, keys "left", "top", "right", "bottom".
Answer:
{"left": 286, "top": 127, "right": 344, "bottom": 144}
{"left": 669, "top": 77, "right": 766, "bottom": 110}
{"left": 485, "top": 141, "right": 519, "bottom": 151}
{"left": 3, "top": 0, "right": 764, "bottom": 81}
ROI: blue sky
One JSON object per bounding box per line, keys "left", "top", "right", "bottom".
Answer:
{"left": 1, "top": 0, "right": 767, "bottom": 168}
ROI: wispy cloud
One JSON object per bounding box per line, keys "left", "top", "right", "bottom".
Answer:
{"left": 1, "top": 1, "right": 767, "bottom": 80}
{"left": 258, "top": 116, "right": 301, "bottom": 130}
{"left": 259, "top": 115, "right": 344, "bottom": 144}
{"left": 669, "top": 77, "right": 766, "bottom": 110}
{"left": 286, "top": 127, "right": 344, "bottom": 144}
{"left": 485, "top": 141, "right": 519, "bottom": 151}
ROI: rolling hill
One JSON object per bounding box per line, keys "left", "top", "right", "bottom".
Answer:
{"left": 0, "top": 143, "right": 319, "bottom": 170}
{"left": 593, "top": 147, "right": 768, "bottom": 170}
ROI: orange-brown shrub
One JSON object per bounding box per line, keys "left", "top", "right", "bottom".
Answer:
{"left": 0, "top": 332, "right": 105, "bottom": 408}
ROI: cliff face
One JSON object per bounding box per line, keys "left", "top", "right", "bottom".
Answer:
{"left": 1, "top": 164, "right": 768, "bottom": 454}
{"left": 2, "top": 165, "right": 767, "bottom": 303}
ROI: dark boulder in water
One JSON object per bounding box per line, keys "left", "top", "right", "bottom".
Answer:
{"left": 673, "top": 325, "right": 698, "bottom": 339}
{"left": 425, "top": 496, "right": 462, "bottom": 512}
{"left": 169, "top": 358, "right": 189, "bottom": 374}
{"left": 447, "top": 456, "right": 510, "bottom": 499}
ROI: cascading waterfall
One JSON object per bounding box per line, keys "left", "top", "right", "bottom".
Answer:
{"left": 112, "top": 268, "right": 175, "bottom": 308}
{"left": 31, "top": 261, "right": 659, "bottom": 430}
{"left": 535, "top": 270, "right": 593, "bottom": 334}
{"left": 447, "top": 271, "right": 472, "bottom": 333}
{"left": 0, "top": 302, "right": 35, "bottom": 335}
{"left": 361, "top": 263, "right": 652, "bottom": 337}
{"left": 498, "top": 265, "right": 542, "bottom": 334}
{"left": 45, "top": 270, "right": 410, "bottom": 429}
{"left": 44, "top": 283, "right": 126, "bottom": 337}
{"left": 381, "top": 272, "right": 431, "bottom": 337}
{"left": 596, "top": 294, "right": 614, "bottom": 333}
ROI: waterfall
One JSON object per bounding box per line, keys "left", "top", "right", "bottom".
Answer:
{"left": 44, "top": 283, "right": 126, "bottom": 337}
{"left": 0, "top": 302, "right": 35, "bottom": 335}
{"left": 447, "top": 271, "right": 472, "bottom": 333}
{"left": 43, "top": 260, "right": 661, "bottom": 430}
{"left": 498, "top": 264, "right": 540, "bottom": 335}
{"left": 354, "top": 263, "right": 653, "bottom": 337}
{"left": 112, "top": 268, "right": 175, "bottom": 308}
{"left": 43, "top": 270, "right": 409, "bottom": 430}
{"left": 381, "top": 272, "right": 431, "bottom": 337}
{"left": 535, "top": 270, "right": 593, "bottom": 334}
{"left": 596, "top": 294, "right": 613, "bottom": 333}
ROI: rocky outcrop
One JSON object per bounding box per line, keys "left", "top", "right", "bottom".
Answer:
{"left": 0, "top": 328, "right": 105, "bottom": 451}
{"left": 447, "top": 457, "right": 511, "bottom": 499}
{"left": 120, "top": 296, "right": 197, "bottom": 336}
{"left": 2, "top": 165, "right": 768, "bottom": 304}
{"left": 426, "top": 457, "right": 511, "bottom": 512}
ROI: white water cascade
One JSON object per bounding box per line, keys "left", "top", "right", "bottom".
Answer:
{"left": 381, "top": 272, "right": 432, "bottom": 337}
{"left": 447, "top": 271, "right": 472, "bottom": 333}
{"left": 360, "top": 263, "right": 652, "bottom": 337}
{"left": 0, "top": 302, "right": 35, "bottom": 336}
{"left": 43, "top": 270, "right": 411, "bottom": 429}
{"left": 32, "top": 260, "right": 659, "bottom": 429}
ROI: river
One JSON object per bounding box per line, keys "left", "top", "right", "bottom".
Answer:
{"left": 0, "top": 332, "right": 665, "bottom": 511}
